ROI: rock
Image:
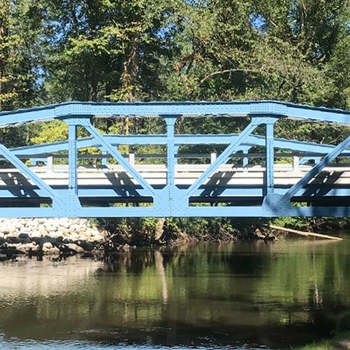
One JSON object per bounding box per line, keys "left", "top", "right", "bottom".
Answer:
{"left": 48, "top": 231, "right": 60, "bottom": 239}
{"left": 76, "top": 240, "right": 94, "bottom": 251}
{"left": 19, "top": 236, "right": 31, "bottom": 244}
{"left": 0, "top": 253, "right": 8, "bottom": 261}
{"left": 44, "top": 221, "right": 52, "bottom": 230}
{"left": 7, "top": 226, "right": 17, "bottom": 235}
{"left": 254, "top": 228, "right": 266, "bottom": 239}
{"left": 122, "top": 244, "right": 130, "bottom": 252}
{"left": 265, "top": 233, "right": 278, "bottom": 241}
{"left": 0, "top": 218, "right": 106, "bottom": 250}
{"left": 29, "top": 231, "right": 42, "bottom": 240}
{"left": 5, "top": 236, "right": 18, "bottom": 243}
{"left": 15, "top": 244, "right": 28, "bottom": 254}
{"left": 60, "top": 221, "right": 70, "bottom": 229}
{"left": 42, "top": 235, "right": 57, "bottom": 244}
{"left": 38, "top": 225, "right": 47, "bottom": 236}
{"left": 44, "top": 247, "right": 60, "bottom": 255}
{"left": 43, "top": 242, "right": 53, "bottom": 250}
{"left": 78, "top": 232, "right": 90, "bottom": 241}
{"left": 25, "top": 243, "right": 38, "bottom": 252}
{"left": 62, "top": 228, "right": 70, "bottom": 236}
{"left": 67, "top": 243, "right": 84, "bottom": 254}
{"left": 92, "top": 234, "right": 105, "bottom": 243}
{"left": 69, "top": 232, "right": 80, "bottom": 242}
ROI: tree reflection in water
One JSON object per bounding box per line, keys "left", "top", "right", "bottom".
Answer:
{"left": 0, "top": 239, "right": 350, "bottom": 349}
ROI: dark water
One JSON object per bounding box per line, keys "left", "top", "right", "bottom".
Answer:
{"left": 1, "top": 238, "right": 350, "bottom": 350}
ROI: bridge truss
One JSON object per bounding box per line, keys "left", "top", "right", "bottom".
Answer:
{"left": 1, "top": 101, "right": 350, "bottom": 217}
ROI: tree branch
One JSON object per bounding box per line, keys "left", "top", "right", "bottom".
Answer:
{"left": 198, "top": 68, "right": 259, "bottom": 86}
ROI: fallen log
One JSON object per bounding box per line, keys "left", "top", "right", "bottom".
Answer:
{"left": 267, "top": 224, "right": 343, "bottom": 241}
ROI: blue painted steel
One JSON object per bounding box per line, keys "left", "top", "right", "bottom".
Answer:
{"left": 67, "top": 120, "right": 78, "bottom": 194}
{"left": 1, "top": 101, "right": 350, "bottom": 218}
{"left": 2, "top": 100, "right": 350, "bottom": 126}
{"left": 0, "top": 144, "right": 61, "bottom": 205}
{"left": 283, "top": 134, "right": 350, "bottom": 202}
{"left": 81, "top": 118, "right": 157, "bottom": 198}
{"left": 265, "top": 118, "right": 277, "bottom": 195}
{"left": 10, "top": 134, "right": 350, "bottom": 157}
{"left": 184, "top": 118, "right": 260, "bottom": 199}
{"left": 165, "top": 117, "right": 179, "bottom": 214}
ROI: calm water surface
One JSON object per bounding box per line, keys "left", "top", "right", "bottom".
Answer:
{"left": 1, "top": 237, "right": 350, "bottom": 349}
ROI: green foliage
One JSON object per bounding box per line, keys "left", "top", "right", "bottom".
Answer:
{"left": 271, "top": 217, "right": 310, "bottom": 230}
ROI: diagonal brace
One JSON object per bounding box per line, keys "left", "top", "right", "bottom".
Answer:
{"left": 282, "top": 134, "right": 350, "bottom": 201}
{"left": 0, "top": 144, "right": 61, "bottom": 201}
{"left": 78, "top": 119, "right": 156, "bottom": 197}
{"left": 185, "top": 118, "right": 261, "bottom": 197}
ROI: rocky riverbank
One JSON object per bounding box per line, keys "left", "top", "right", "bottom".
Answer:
{"left": 0, "top": 218, "right": 108, "bottom": 261}
{"left": 0, "top": 217, "right": 281, "bottom": 262}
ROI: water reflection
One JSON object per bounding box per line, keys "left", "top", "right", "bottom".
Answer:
{"left": 0, "top": 239, "right": 350, "bottom": 349}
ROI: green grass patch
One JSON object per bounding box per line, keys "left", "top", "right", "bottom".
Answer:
{"left": 293, "top": 332, "right": 350, "bottom": 350}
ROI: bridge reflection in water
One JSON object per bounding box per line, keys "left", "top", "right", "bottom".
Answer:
{"left": 1, "top": 100, "right": 350, "bottom": 217}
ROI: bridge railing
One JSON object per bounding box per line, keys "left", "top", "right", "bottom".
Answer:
{"left": 1, "top": 152, "right": 347, "bottom": 173}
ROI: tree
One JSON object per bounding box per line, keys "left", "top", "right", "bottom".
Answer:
{"left": 0, "top": 0, "right": 44, "bottom": 111}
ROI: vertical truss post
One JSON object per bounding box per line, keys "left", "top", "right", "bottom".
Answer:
{"left": 165, "top": 117, "right": 178, "bottom": 187}
{"left": 174, "top": 145, "right": 180, "bottom": 164}
{"left": 265, "top": 118, "right": 277, "bottom": 196}
{"left": 165, "top": 116, "right": 179, "bottom": 215}
{"left": 67, "top": 121, "right": 78, "bottom": 195}
{"left": 102, "top": 151, "right": 108, "bottom": 166}
{"left": 243, "top": 150, "right": 248, "bottom": 167}
{"left": 62, "top": 118, "right": 82, "bottom": 214}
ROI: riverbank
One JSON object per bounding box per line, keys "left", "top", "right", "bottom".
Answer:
{"left": 0, "top": 218, "right": 108, "bottom": 260}
{"left": 294, "top": 332, "right": 350, "bottom": 349}
{"left": 0, "top": 216, "right": 344, "bottom": 262}
{"left": 0, "top": 217, "right": 273, "bottom": 261}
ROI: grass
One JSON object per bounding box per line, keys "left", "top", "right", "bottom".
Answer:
{"left": 293, "top": 332, "right": 350, "bottom": 349}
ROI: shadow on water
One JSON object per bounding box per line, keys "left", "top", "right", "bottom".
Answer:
{"left": 1, "top": 239, "right": 350, "bottom": 349}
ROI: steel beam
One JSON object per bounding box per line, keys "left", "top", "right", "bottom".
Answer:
{"left": 264, "top": 118, "right": 277, "bottom": 195}
{"left": 165, "top": 116, "right": 179, "bottom": 214}
{"left": 0, "top": 144, "right": 61, "bottom": 205}
{"left": 184, "top": 118, "right": 261, "bottom": 198}
{"left": 282, "top": 134, "right": 350, "bottom": 201}
{"left": 11, "top": 134, "right": 350, "bottom": 158}
{"left": 1, "top": 101, "right": 350, "bottom": 126}
{"left": 77, "top": 118, "right": 157, "bottom": 198}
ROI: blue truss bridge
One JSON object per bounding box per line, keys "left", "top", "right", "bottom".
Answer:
{"left": 1, "top": 100, "right": 350, "bottom": 218}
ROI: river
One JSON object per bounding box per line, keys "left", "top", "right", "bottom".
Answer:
{"left": 0, "top": 237, "right": 350, "bottom": 349}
